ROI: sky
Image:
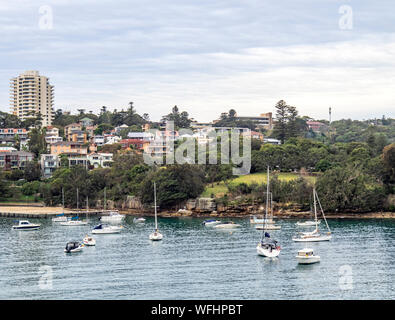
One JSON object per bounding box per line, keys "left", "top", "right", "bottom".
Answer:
{"left": 0, "top": 0, "right": 394, "bottom": 122}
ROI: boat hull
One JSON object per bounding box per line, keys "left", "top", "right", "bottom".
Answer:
{"left": 296, "top": 221, "right": 321, "bottom": 227}
{"left": 296, "top": 255, "right": 320, "bottom": 264}
{"left": 60, "top": 221, "right": 88, "bottom": 226}
{"left": 256, "top": 244, "right": 280, "bottom": 258}
{"left": 292, "top": 235, "right": 331, "bottom": 242}
{"left": 255, "top": 224, "right": 281, "bottom": 230}
{"left": 92, "top": 228, "right": 121, "bottom": 234}
{"left": 149, "top": 232, "right": 163, "bottom": 241}
{"left": 214, "top": 224, "right": 241, "bottom": 229}
{"left": 203, "top": 221, "right": 221, "bottom": 226}
{"left": 64, "top": 247, "right": 84, "bottom": 253}
{"left": 12, "top": 225, "right": 40, "bottom": 230}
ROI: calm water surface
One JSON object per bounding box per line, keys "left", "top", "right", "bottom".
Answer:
{"left": 0, "top": 217, "right": 393, "bottom": 299}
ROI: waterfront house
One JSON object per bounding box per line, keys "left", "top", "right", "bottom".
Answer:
{"left": 0, "top": 151, "right": 34, "bottom": 170}
{"left": 40, "top": 154, "right": 60, "bottom": 178}
{"left": 50, "top": 141, "right": 88, "bottom": 155}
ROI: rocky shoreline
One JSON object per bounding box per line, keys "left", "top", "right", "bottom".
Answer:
{"left": 119, "top": 208, "right": 395, "bottom": 219}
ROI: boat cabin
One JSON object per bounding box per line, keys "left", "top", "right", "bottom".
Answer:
{"left": 297, "top": 249, "right": 314, "bottom": 256}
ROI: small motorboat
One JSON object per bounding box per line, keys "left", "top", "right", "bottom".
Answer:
{"left": 100, "top": 211, "right": 125, "bottom": 223}
{"left": 64, "top": 241, "right": 84, "bottom": 253}
{"left": 296, "top": 248, "right": 320, "bottom": 264}
{"left": 296, "top": 220, "right": 321, "bottom": 227}
{"left": 133, "top": 217, "right": 146, "bottom": 223}
{"left": 149, "top": 229, "right": 163, "bottom": 241}
{"left": 12, "top": 220, "right": 40, "bottom": 231}
{"left": 60, "top": 216, "right": 88, "bottom": 226}
{"left": 213, "top": 221, "right": 241, "bottom": 229}
{"left": 82, "top": 235, "right": 96, "bottom": 246}
{"left": 52, "top": 213, "right": 68, "bottom": 222}
{"left": 91, "top": 223, "right": 123, "bottom": 234}
{"left": 202, "top": 219, "right": 221, "bottom": 226}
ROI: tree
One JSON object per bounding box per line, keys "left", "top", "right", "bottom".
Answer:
{"left": 24, "top": 161, "right": 42, "bottom": 182}
{"left": 140, "top": 165, "right": 205, "bottom": 208}
{"left": 161, "top": 105, "right": 192, "bottom": 129}
{"left": 27, "top": 128, "right": 47, "bottom": 158}
{"left": 271, "top": 100, "right": 288, "bottom": 144}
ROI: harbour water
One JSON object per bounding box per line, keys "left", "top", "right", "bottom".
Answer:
{"left": 0, "top": 217, "right": 393, "bottom": 299}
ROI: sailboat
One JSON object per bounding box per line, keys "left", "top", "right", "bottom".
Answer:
{"left": 149, "top": 182, "right": 163, "bottom": 241}
{"left": 52, "top": 188, "right": 68, "bottom": 222}
{"left": 255, "top": 171, "right": 281, "bottom": 230}
{"left": 256, "top": 167, "right": 281, "bottom": 257}
{"left": 60, "top": 188, "right": 88, "bottom": 226}
{"left": 292, "top": 188, "right": 331, "bottom": 242}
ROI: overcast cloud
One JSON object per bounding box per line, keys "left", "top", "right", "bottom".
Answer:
{"left": 0, "top": 0, "right": 394, "bottom": 121}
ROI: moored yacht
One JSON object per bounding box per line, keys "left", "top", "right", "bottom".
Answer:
{"left": 91, "top": 223, "right": 123, "bottom": 234}
{"left": 292, "top": 188, "right": 332, "bottom": 242}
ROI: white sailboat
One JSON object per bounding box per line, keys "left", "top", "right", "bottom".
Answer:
{"left": 255, "top": 181, "right": 281, "bottom": 230}
{"left": 149, "top": 182, "right": 163, "bottom": 241}
{"left": 60, "top": 188, "right": 88, "bottom": 226}
{"left": 292, "top": 188, "right": 332, "bottom": 242}
{"left": 256, "top": 166, "right": 281, "bottom": 257}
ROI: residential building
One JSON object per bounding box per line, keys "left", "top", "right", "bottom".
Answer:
{"left": 0, "top": 151, "right": 34, "bottom": 170}
{"left": 120, "top": 139, "right": 150, "bottom": 151}
{"left": 306, "top": 121, "right": 329, "bottom": 132}
{"left": 91, "top": 135, "right": 105, "bottom": 146}
{"left": 264, "top": 138, "right": 281, "bottom": 145}
{"left": 69, "top": 130, "right": 87, "bottom": 143}
{"left": 10, "top": 70, "right": 54, "bottom": 127}
{"left": 85, "top": 125, "right": 98, "bottom": 138}
{"left": 127, "top": 132, "right": 155, "bottom": 141}
{"left": 234, "top": 112, "right": 273, "bottom": 130}
{"left": 44, "top": 126, "right": 62, "bottom": 144}
{"left": 40, "top": 154, "right": 60, "bottom": 178}
{"left": 50, "top": 141, "right": 88, "bottom": 155}
{"left": 242, "top": 130, "right": 264, "bottom": 141}
{"left": 104, "top": 135, "right": 121, "bottom": 145}
{"left": 79, "top": 117, "right": 94, "bottom": 127}
{"left": 64, "top": 123, "right": 82, "bottom": 141}
{"left": 88, "top": 153, "right": 113, "bottom": 168}
{"left": 0, "top": 128, "right": 29, "bottom": 145}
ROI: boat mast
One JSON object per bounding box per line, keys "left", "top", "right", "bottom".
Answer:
{"left": 76, "top": 188, "right": 79, "bottom": 211}
{"left": 315, "top": 189, "right": 331, "bottom": 234}
{"left": 313, "top": 187, "right": 318, "bottom": 232}
{"left": 261, "top": 166, "right": 270, "bottom": 241}
{"left": 104, "top": 187, "right": 107, "bottom": 211}
{"left": 154, "top": 182, "right": 158, "bottom": 230}
{"left": 62, "top": 187, "right": 65, "bottom": 214}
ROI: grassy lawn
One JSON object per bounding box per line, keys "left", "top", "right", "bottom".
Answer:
{"left": 201, "top": 172, "right": 318, "bottom": 198}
